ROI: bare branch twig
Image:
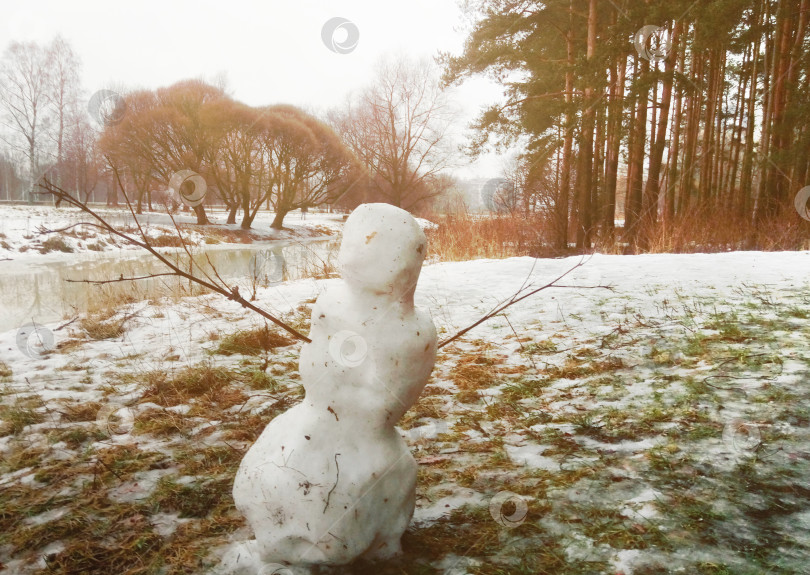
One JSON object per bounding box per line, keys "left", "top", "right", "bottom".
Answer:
{"left": 65, "top": 273, "right": 180, "bottom": 285}
{"left": 36, "top": 177, "right": 312, "bottom": 343}
{"left": 437, "top": 257, "right": 611, "bottom": 349}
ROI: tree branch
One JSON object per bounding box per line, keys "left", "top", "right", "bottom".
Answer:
{"left": 36, "top": 177, "right": 312, "bottom": 344}
{"left": 437, "top": 257, "right": 610, "bottom": 349}
{"left": 65, "top": 273, "right": 179, "bottom": 285}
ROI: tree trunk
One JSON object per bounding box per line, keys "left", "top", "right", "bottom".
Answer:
{"left": 758, "top": 0, "right": 793, "bottom": 220}
{"left": 271, "top": 209, "right": 288, "bottom": 230}
{"left": 640, "top": 21, "right": 680, "bottom": 245}
{"left": 194, "top": 204, "right": 209, "bottom": 225}
{"left": 603, "top": 50, "right": 625, "bottom": 239}
{"left": 626, "top": 56, "right": 649, "bottom": 244}
{"left": 575, "top": 0, "right": 598, "bottom": 250}
{"left": 240, "top": 191, "right": 252, "bottom": 229}
{"left": 698, "top": 49, "right": 720, "bottom": 204}
{"left": 556, "top": 0, "right": 575, "bottom": 250}
{"left": 28, "top": 139, "right": 36, "bottom": 204}
{"left": 226, "top": 202, "right": 239, "bottom": 224}
{"left": 666, "top": 23, "right": 687, "bottom": 222}
{"left": 756, "top": 0, "right": 775, "bottom": 221}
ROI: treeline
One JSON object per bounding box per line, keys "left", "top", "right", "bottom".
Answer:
{"left": 444, "top": 0, "right": 810, "bottom": 250}
{"left": 0, "top": 37, "right": 455, "bottom": 230}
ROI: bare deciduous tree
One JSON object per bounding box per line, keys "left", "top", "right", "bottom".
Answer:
{"left": 46, "top": 36, "right": 81, "bottom": 189}
{"left": 261, "top": 105, "right": 356, "bottom": 229}
{"left": 0, "top": 41, "right": 51, "bottom": 202}
{"left": 331, "top": 56, "right": 456, "bottom": 212}
{"left": 201, "top": 99, "right": 262, "bottom": 226}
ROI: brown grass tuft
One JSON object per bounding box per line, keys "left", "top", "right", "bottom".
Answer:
{"left": 214, "top": 325, "right": 294, "bottom": 356}
{"left": 59, "top": 401, "right": 102, "bottom": 422}
{"left": 450, "top": 354, "right": 499, "bottom": 390}
{"left": 80, "top": 308, "right": 127, "bottom": 340}
{"left": 140, "top": 364, "right": 235, "bottom": 407}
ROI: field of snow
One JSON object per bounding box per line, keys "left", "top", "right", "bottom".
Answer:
{"left": 1, "top": 244, "right": 809, "bottom": 573}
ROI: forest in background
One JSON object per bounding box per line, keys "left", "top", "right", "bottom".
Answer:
{"left": 1, "top": 0, "right": 809, "bottom": 252}
{"left": 445, "top": 0, "right": 810, "bottom": 251}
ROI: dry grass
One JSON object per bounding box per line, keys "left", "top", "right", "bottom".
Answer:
{"left": 138, "top": 363, "right": 243, "bottom": 407}
{"left": 450, "top": 353, "right": 500, "bottom": 390}
{"left": 424, "top": 206, "right": 809, "bottom": 262}
{"left": 622, "top": 206, "right": 810, "bottom": 254}
{"left": 58, "top": 400, "right": 102, "bottom": 423}
{"left": 79, "top": 308, "right": 128, "bottom": 340}
{"left": 38, "top": 235, "right": 74, "bottom": 254}
{"left": 426, "top": 212, "right": 555, "bottom": 262}
{"left": 147, "top": 233, "right": 187, "bottom": 248}
{"left": 214, "top": 325, "right": 294, "bottom": 356}
{"left": 0, "top": 398, "right": 45, "bottom": 437}
{"left": 133, "top": 408, "right": 195, "bottom": 437}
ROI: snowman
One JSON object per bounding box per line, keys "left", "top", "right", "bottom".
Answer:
{"left": 232, "top": 203, "right": 438, "bottom": 568}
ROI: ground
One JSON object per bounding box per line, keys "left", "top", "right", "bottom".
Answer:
{"left": 0, "top": 226, "right": 809, "bottom": 574}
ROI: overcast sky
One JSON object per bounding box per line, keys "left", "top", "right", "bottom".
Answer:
{"left": 2, "top": 0, "right": 509, "bottom": 178}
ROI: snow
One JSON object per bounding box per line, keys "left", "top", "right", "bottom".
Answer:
{"left": 412, "top": 487, "right": 486, "bottom": 523}
{"left": 413, "top": 216, "right": 438, "bottom": 231}
{"left": 503, "top": 443, "right": 560, "bottom": 471}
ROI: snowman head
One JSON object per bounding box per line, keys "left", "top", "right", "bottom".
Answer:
{"left": 338, "top": 203, "right": 427, "bottom": 299}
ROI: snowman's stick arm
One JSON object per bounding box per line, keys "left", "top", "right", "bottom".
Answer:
{"left": 436, "top": 258, "right": 610, "bottom": 349}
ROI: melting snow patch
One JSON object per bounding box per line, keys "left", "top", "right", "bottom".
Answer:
{"left": 433, "top": 554, "right": 483, "bottom": 575}
{"left": 611, "top": 549, "right": 642, "bottom": 574}
{"left": 108, "top": 468, "right": 174, "bottom": 503}
{"left": 165, "top": 404, "right": 191, "bottom": 415}
{"left": 577, "top": 435, "right": 665, "bottom": 453}
{"left": 150, "top": 512, "right": 191, "bottom": 538}
{"left": 504, "top": 443, "right": 560, "bottom": 471}
{"left": 24, "top": 506, "right": 69, "bottom": 526}
{"left": 413, "top": 487, "right": 486, "bottom": 524}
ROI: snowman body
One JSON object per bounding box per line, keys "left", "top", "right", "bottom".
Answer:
{"left": 232, "top": 203, "right": 437, "bottom": 566}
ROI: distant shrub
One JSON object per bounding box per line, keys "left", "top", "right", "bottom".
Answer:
{"left": 80, "top": 310, "right": 126, "bottom": 340}
{"left": 148, "top": 234, "right": 186, "bottom": 248}
{"left": 39, "top": 236, "right": 73, "bottom": 254}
